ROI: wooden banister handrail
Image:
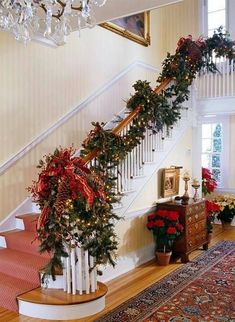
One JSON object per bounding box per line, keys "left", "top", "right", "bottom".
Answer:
{"left": 82, "top": 78, "right": 172, "bottom": 165}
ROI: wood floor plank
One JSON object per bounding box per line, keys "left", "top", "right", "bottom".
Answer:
{"left": 0, "top": 224, "right": 234, "bottom": 322}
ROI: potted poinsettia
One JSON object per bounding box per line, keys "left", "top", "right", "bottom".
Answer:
{"left": 205, "top": 200, "right": 220, "bottom": 242}
{"left": 213, "top": 194, "right": 235, "bottom": 228}
{"left": 202, "top": 167, "right": 217, "bottom": 196}
{"left": 146, "top": 209, "right": 183, "bottom": 265}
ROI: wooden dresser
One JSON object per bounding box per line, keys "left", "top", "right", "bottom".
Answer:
{"left": 156, "top": 199, "right": 208, "bottom": 263}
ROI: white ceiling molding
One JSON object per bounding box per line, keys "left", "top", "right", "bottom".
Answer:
{"left": 92, "top": 0, "right": 183, "bottom": 24}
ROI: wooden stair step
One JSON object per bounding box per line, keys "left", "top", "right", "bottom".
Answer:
{"left": 17, "top": 282, "right": 108, "bottom": 305}
{"left": 15, "top": 213, "right": 39, "bottom": 232}
{"left": 0, "top": 272, "right": 38, "bottom": 312}
{"left": 0, "top": 229, "right": 22, "bottom": 236}
{"left": 15, "top": 212, "right": 39, "bottom": 219}
{"left": 0, "top": 248, "right": 48, "bottom": 281}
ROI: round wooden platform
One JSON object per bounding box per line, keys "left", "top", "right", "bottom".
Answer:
{"left": 17, "top": 282, "right": 108, "bottom": 320}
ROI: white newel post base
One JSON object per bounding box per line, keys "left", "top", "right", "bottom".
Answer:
{"left": 18, "top": 297, "right": 105, "bottom": 320}
{"left": 20, "top": 244, "right": 108, "bottom": 320}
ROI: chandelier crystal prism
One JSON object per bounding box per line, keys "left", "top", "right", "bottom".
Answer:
{"left": 0, "top": 0, "right": 107, "bottom": 45}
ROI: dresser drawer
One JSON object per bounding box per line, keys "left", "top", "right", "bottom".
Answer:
{"left": 186, "top": 204, "right": 205, "bottom": 223}
{"left": 187, "top": 219, "right": 206, "bottom": 235}
{"left": 187, "top": 231, "right": 207, "bottom": 249}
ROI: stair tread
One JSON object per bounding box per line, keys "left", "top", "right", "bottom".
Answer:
{"left": 0, "top": 271, "right": 38, "bottom": 290}
{"left": 0, "top": 229, "right": 22, "bottom": 236}
{"left": 2, "top": 230, "right": 49, "bottom": 258}
{"left": 15, "top": 212, "right": 39, "bottom": 219}
{"left": 16, "top": 213, "right": 39, "bottom": 232}
{"left": 0, "top": 272, "right": 39, "bottom": 312}
{"left": 0, "top": 248, "right": 49, "bottom": 269}
{"left": 17, "top": 282, "right": 108, "bottom": 305}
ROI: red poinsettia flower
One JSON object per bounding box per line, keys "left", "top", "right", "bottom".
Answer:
{"left": 148, "top": 213, "right": 156, "bottom": 221}
{"left": 154, "top": 220, "right": 165, "bottom": 227}
{"left": 176, "top": 223, "right": 184, "bottom": 232}
{"left": 167, "top": 227, "right": 177, "bottom": 234}
{"left": 156, "top": 209, "right": 168, "bottom": 218}
{"left": 167, "top": 211, "right": 179, "bottom": 221}
{"left": 147, "top": 221, "right": 155, "bottom": 229}
{"left": 206, "top": 200, "right": 220, "bottom": 215}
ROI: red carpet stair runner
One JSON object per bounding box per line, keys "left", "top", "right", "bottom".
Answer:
{"left": 0, "top": 213, "right": 49, "bottom": 312}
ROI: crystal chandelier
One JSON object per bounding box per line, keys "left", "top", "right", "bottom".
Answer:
{"left": 0, "top": 0, "right": 107, "bottom": 45}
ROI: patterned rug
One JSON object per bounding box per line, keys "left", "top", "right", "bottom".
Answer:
{"left": 96, "top": 241, "right": 235, "bottom": 322}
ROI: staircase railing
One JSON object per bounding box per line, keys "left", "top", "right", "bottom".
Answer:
{"left": 197, "top": 56, "right": 235, "bottom": 99}
{"left": 82, "top": 78, "right": 175, "bottom": 195}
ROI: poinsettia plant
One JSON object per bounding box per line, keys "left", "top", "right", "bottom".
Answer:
{"left": 146, "top": 209, "right": 183, "bottom": 253}
{"left": 213, "top": 194, "right": 235, "bottom": 223}
{"left": 202, "top": 167, "right": 217, "bottom": 196}
{"left": 28, "top": 146, "right": 120, "bottom": 279}
{"left": 205, "top": 200, "right": 220, "bottom": 233}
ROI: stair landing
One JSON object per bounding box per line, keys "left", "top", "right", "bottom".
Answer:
{"left": 17, "top": 283, "right": 108, "bottom": 320}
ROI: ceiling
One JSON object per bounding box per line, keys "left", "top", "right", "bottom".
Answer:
{"left": 35, "top": 0, "right": 182, "bottom": 46}
{"left": 93, "top": 0, "right": 183, "bottom": 24}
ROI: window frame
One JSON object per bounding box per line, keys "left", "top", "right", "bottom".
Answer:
{"left": 201, "top": 115, "right": 229, "bottom": 189}
{"left": 200, "top": 0, "right": 229, "bottom": 37}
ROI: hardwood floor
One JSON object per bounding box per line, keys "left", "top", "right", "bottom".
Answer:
{"left": 0, "top": 224, "right": 234, "bottom": 322}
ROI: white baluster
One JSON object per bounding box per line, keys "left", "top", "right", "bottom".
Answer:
{"left": 214, "top": 57, "right": 218, "bottom": 97}
{"left": 66, "top": 253, "right": 71, "bottom": 294}
{"left": 231, "top": 58, "right": 234, "bottom": 96}
{"left": 63, "top": 257, "right": 67, "bottom": 292}
{"left": 226, "top": 58, "right": 229, "bottom": 96}
{"left": 76, "top": 247, "right": 83, "bottom": 295}
{"left": 84, "top": 250, "right": 90, "bottom": 294}
{"left": 89, "top": 256, "right": 96, "bottom": 293}
{"left": 223, "top": 56, "right": 226, "bottom": 96}
{"left": 71, "top": 244, "right": 76, "bottom": 295}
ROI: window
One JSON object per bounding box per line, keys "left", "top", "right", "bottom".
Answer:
{"left": 201, "top": 117, "right": 229, "bottom": 188}
{"left": 203, "top": 0, "right": 227, "bottom": 37}
{"left": 202, "top": 123, "right": 222, "bottom": 183}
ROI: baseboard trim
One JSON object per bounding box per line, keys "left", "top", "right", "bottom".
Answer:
{"left": 98, "top": 242, "right": 155, "bottom": 283}
{"left": 0, "top": 197, "right": 33, "bottom": 232}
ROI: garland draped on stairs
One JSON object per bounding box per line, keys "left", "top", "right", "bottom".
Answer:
{"left": 29, "top": 28, "right": 235, "bottom": 279}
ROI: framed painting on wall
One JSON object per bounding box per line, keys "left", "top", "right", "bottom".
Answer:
{"left": 162, "top": 168, "right": 180, "bottom": 198}
{"left": 100, "top": 11, "right": 150, "bottom": 47}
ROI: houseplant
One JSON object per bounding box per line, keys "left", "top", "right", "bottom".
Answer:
{"left": 205, "top": 200, "right": 220, "bottom": 242}
{"left": 202, "top": 167, "right": 217, "bottom": 196}
{"left": 146, "top": 209, "right": 183, "bottom": 265}
{"left": 213, "top": 194, "right": 235, "bottom": 228}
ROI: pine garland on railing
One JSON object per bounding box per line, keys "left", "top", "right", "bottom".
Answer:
{"left": 29, "top": 28, "right": 235, "bottom": 280}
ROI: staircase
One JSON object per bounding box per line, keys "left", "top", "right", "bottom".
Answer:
{"left": 0, "top": 97, "right": 192, "bottom": 316}
{"left": 0, "top": 213, "right": 48, "bottom": 312}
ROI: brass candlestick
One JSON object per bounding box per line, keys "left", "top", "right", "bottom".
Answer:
{"left": 192, "top": 183, "right": 200, "bottom": 202}
{"left": 182, "top": 177, "right": 190, "bottom": 205}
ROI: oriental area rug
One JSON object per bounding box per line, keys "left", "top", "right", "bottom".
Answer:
{"left": 95, "top": 241, "right": 235, "bottom": 322}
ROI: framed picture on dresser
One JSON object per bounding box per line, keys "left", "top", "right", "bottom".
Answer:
{"left": 162, "top": 168, "right": 180, "bottom": 198}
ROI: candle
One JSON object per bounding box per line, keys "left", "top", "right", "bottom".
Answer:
{"left": 192, "top": 178, "right": 200, "bottom": 185}
{"left": 183, "top": 171, "right": 190, "bottom": 180}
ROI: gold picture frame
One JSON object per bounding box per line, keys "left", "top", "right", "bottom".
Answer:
{"left": 162, "top": 168, "right": 180, "bottom": 198}
{"left": 100, "top": 11, "right": 150, "bottom": 47}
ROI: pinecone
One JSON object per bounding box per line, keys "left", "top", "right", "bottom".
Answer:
{"left": 55, "top": 178, "right": 71, "bottom": 216}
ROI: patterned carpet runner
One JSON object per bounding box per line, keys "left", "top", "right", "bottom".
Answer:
{"left": 96, "top": 241, "right": 235, "bottom": 322}
{"left": 0, "top": 214, "right": 48, "bottom": 312}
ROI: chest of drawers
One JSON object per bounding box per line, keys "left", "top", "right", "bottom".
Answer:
{"left": 156, "top": 199, "right": 208, "bottom": 263}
